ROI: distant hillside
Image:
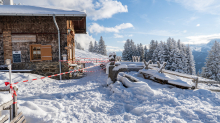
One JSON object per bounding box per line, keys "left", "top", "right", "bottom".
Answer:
{"left": 190, "top": 39, "right": 220, "bottom": 73}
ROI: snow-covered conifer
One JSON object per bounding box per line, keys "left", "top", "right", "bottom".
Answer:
{"left": 146, "top": 40, "right": 157, "bottom": 62}
{"left": 93, "top": 41, "right": 99, "bottom": 53}
{"left": 201, "top": 41, "right": 220, "bottom": 80}
{"left": 144, "top": 45, "right": 148, "bottom": 61}
{"left": 98, "top": 36, "right": 107, "bottom": 55}
{"left": 139, "top": 43, "right": 144, "bottom": 61}
{"left": 185, "top": 45, "right": 196, "bottom": 75}
{"left": 122, "top": 39, "right": 132, "bottom": 61}
{"left": 88, "top": 41, "right": 94, "bottom": 52}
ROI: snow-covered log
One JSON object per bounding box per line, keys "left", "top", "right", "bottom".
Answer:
{"left": 118, "top": 72, "right": 139, "bottom": 82}
{"left": 117, "top": 74, "right": 150, "bottom": 88}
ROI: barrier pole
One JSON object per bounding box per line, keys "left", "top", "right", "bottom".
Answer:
{"left": 5, "top": 59, "right": 12, "bottom": 121}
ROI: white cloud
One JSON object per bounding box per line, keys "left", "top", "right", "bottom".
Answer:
{"left": 128, "top": 34, "right": 133, "bottom": 37}
{"left": 117, "top": 41, "right": 126, "bottom": 43}
{"left": 167, "top": 0, "right": 220, "bottom": 15}
{"left": 114, "top": 34, "right": 123, "bottom": 38}
{"left": 14, "top": 0, "right": 128, "bottom": 20}
{"left": 89, "top": 23, "right": 134, "bottom": 33}
{"left": 75, "top": 32, "right": 96, "bottom": 50}
{"left": 196, "top": 24, "right": 200, "bottom": 26}
{"left": 145, "top": 30, "right": 179, "bottom": 36}
{"left": 186, "top": 16, "right": 198, "bottom": 23}
{"left": 184, "top": 33, "right": 220, "bottom": 44}
{"left": 183, "top": 30, "right": 187, "bottom": 33}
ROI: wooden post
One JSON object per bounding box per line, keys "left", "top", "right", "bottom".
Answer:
{"left": 65, "top": 45, "right": 74, "bottom": 64}
{"left": 12, "top": 86, "right": 18, "bottom": 119}
{"left": 67, "top": 20, "right": 75, "bottom": 64}
{"left": 195, "top": 77, "right": 199, "bottom": 89}
{"left": 144, "top": 60, "right": 152, "bottom": 69}
{"left": 158, "top": 62, "right": 166, "bottom": 73}
{"left": 157, "top": 61, "right": 160, "bottom": 68}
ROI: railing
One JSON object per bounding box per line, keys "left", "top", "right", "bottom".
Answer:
{"left": 143, "top": 60, "right": 220, "bottom": 89}
{"left": 0, "top": 87, "right": 26, "bottom": 123}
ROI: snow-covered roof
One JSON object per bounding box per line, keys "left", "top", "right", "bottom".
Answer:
{"left": 0, "top": 5, "right": 86, "bottom": 17}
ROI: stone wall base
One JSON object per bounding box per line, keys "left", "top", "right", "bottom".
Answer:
{"left": 12, "top": 61, "right": 70, "bottom": 80}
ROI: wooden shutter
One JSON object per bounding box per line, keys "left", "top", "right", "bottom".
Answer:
{"left": 41, "top": 45, "right": 52, "bottom": 60}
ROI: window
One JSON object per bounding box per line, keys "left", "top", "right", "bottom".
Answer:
{"left": 32, "top": 46, "right": 41, "bottom": 60}
{"left": 30, "top": 44, "right": 52, "bottom": 61}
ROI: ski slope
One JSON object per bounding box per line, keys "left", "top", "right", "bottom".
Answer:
{"left": 0, "top": 50, "right": 220, "bottom": 122}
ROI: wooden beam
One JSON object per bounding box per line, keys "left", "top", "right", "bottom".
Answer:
{"left": 10, "top": 112, "right": 22, "bottom": 123}
{"left": 0, "top": 115, "right": 9, "bottom": 123}
{"left": 0, "top": 99, "right": 13, "bottom": 112}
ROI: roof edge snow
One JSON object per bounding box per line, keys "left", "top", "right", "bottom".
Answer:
{"left": 0, "top": 5, "right": 87, "bottom": 17}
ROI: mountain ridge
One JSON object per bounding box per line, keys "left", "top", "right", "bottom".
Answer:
{"left": 190, "top": 39, "right": 220, "bottom": 73}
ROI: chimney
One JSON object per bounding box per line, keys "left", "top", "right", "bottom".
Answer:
{"left": 3, "top": 0, "right": 13, "bottom": 5}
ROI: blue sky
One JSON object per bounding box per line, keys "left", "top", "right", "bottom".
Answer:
{"left": 12, "top": 0, "right": 220, "bottom": 52}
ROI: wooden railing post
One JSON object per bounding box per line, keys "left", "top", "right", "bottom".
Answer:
{"left": 157, "top": 61, "right": 160, "bottom": 68}
{"left": 158, "top": 62, "right": 166, "bottom": 73}
{"left": 195, "top": 77, "right": 199, "bottom": 89}
{"left": 144, "top": 60, "right": 152, "bottom": 69}
{"left": 13, "top": 86, "right": 18, "bottom": 119}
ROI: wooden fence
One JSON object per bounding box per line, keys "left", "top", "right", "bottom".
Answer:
{"left": 143, "top": 60, "right": 220, "bottom": 89}
{"left": 0, "top": 87, "right": 26, "bottom": 123}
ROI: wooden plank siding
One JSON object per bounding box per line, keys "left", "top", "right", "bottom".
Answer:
{"left": 41, "top": 45, "right": 52, "bottom": 60}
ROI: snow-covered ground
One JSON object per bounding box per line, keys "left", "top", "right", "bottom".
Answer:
{"left": 0, "top": 50, "right": 220, "bottom": 122}
{"left": 75, "top": 49, "right": 108, "bottom": 59}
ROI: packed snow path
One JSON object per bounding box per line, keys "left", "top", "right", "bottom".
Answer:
{"left": 1, "top": 66, "right": 220, "bottom": 122}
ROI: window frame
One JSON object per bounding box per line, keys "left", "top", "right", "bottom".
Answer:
{"left": 30, "top": 44, "right": 42, "bottom": 62}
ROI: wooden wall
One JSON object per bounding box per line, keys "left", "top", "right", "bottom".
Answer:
{"left": 0, "top": 16, "right": 85, "bottom": 64}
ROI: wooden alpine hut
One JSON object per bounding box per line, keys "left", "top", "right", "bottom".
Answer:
{"left": 0, "top": 0, "right": 87, "bottom": 79}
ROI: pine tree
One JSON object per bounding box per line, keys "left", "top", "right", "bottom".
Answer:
{"left": 93, "top": 41, "right": 99, "bottom": 53}
{"left": 153, "top": 41, "right": 164, "bottom": 63}
{"left": 98, "top": 36, "right": 107, "bottom": 55}
{"left": 75, "top": 40, "right": 84, "bottom": 50}
{"left": 122, "top": 39, "right": 131, "bottom": 61}
{"left": 186, "top": 45, "right": 196, "bottom": 75}
{"left": 201, "top": 41, "right": 220, "bottom": 80}
{"left": 136, "top": 44, "right": 140, "bottom": 56}
{"left": 139, "top": 43, "right": 144, "bottom": 61}
{"left": 144, "top": 45, "right": 148, "bottom": 61}
{"left": 88, "top": 41, "right": 94, "bottom": 52}
{"left": 147, "top": 40, "right": 157, "bottom": 62}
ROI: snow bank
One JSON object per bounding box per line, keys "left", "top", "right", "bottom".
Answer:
{"left": 108, "top": 71, "right": 220, "bottom": 122}
{"left": 117, "top": 74, "right": 154, "bottom": 96}
{"left": 0, "top": 93, "right": 12, "bottom": 105}
{"left": 113, "top": 64, "right": 127, "bottom": 71}
{"left": 118, "top": 72, "right": 139, "bottom": 82}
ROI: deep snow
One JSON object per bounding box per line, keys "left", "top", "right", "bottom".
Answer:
{"left": 0, "top": 50, "right": 220, "bottom": 122}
